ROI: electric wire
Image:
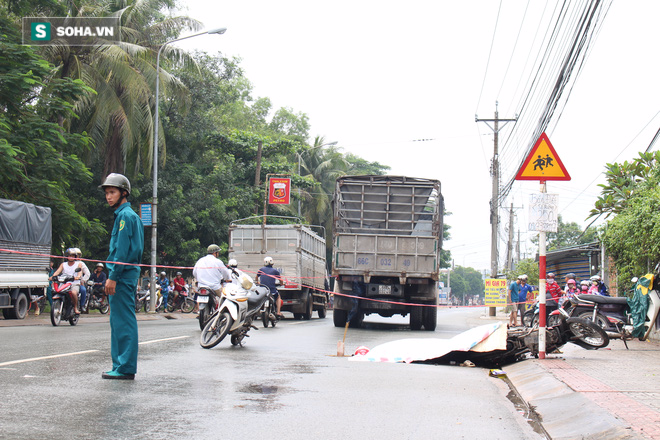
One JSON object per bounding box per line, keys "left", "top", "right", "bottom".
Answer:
{"left": 475, "top": 0, "right": 504, "bottom": 115}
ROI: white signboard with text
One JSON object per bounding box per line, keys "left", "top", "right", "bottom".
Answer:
{"left": 528, "top": 193, "right": 558, "bottom": 232}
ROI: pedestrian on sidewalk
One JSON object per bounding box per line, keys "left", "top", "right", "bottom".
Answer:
{"left": 508, "top": 276, "right": 522, "bottom": 326}
{"left": 100, "top": 173, "right": 144, "bottom": 380}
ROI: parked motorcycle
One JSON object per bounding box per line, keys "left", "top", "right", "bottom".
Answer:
{"left": 549, "top": 272, "right": 660, "bottom": 349}
{"left": 135, "top": 287, "right": 163, "bottom": 313}
{"left": 50, "top": 268, "right": 81, "bottom": 326}
{"left": 85, "top": 280, "right": 109, "bottom": 314}
{"left": 522, "top": 299, "right": 561, "bottom": 328}
{"left": 200, "top": 272, "right": 270, "bottom": 349}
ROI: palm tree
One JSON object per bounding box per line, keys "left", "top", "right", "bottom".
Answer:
{"left": 297, "top": 136, "right": 349, "bottom": 227}
{"left": 38, "top": 0, "right": 201, "bottom": 176}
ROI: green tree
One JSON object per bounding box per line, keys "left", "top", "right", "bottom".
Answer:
{"left": 589, "top": 151, "right": 660, "bottom": 219}
{"left": 22, "top": 0, "right": 202, "bottom": 177}
{"left": 440, "top": 266, "right": 484, "bottom": 304}
{"left": 502, "top": 258, "right": 539, "bottom": 288}
{"left": 0, "top": 17, "right": 104, "bottom": 249}
{"left": 601, "top": 186, "right": 660, "bottom": 289}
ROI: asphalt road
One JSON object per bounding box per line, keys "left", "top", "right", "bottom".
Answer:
{"left": 0, "top": 308, "right": 544, "bottom": 440}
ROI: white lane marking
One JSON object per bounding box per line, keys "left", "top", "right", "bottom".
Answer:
{"left": 139, "top": 335, "right": 190, "bottom": 345}
{"left": 0, "top": 336, "right": 191, "bottom": 368}
{"left": 0, "top": 349, "right": 99, "bottom": 367}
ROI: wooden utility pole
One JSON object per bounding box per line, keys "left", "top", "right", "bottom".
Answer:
{"left": 476, "top": 102, "right": 517, "bottom": 316}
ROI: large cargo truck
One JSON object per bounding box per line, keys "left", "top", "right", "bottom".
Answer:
{"left": 0, "top": 199, "right": 52, "bottom": 319}
{"left": 332, "top": 175, "right": 443, "bottom": 330}
{"left": 228, "top": 219, "right": 328, "bottom": 319}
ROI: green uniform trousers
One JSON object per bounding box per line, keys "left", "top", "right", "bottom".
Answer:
{"left": 109, "top": 277, "right": 139, "bottom": 375}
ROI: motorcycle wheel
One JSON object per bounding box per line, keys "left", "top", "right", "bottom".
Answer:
{"left": 548, "top": 314, "right": 562, "bottom": 327}
{"left": 262, "top": 310, "right": 269, "bottom": 328}
{"left": 181, "top": 298, "right": 195, "bottom": 314}
{"left": 566, "top": 317, "right": 609, "bottom": 349}
{"left": 522, "top": 311, "right": 535, "bottom": 328}
{"left": 50, "top": 299, "right": 62, "bottom": 326}
{"left": 200, "top": 311, "right": 233, "bottom": 349}
{"left": 577, "top": 312, "right": 609, "bottom": 329}
{"left": 198, "top": 308, "right": 206, "bottom": 330}
{"left": 100, "top": 298, "right": 110, "bottom": 314}
{"left": 69, "top": 313, "right": 79, "bottom": 326}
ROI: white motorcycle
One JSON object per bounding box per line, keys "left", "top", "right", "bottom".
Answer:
{"left": 200, "top": 272, "right": 270, "bottom": 349}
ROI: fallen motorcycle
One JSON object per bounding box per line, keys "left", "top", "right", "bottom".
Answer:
{"left": 200, "top": 272, "right": 270, "bottom": 349}
{"left": 440, "top": 310, "right": 609, "bottom": 367}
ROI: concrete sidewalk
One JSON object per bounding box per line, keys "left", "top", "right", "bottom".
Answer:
{"left": 480, "top": 309, "right": 660, "bottom": 440}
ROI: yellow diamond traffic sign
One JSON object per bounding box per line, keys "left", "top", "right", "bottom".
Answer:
{"left": 515, "top": 133, "right": 571, "bottom": 181}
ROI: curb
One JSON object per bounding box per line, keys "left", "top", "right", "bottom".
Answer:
{"left": 505, "top": 359, "right": 644, "bottom": 440}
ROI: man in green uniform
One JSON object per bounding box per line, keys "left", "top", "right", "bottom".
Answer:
{"left": 100, "top": 173, "right": 144, "bottom": 380}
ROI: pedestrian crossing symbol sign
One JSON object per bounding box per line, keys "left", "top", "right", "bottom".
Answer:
{"left": 515, "top": 133, "right": 571, "bottom": 181}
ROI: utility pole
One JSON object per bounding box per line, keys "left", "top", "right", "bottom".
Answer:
{"left": 506, "top": 203, "right": 515, "bottom": 271}
{"left": 476, "top": 101, "right": 517, "bottom": 316}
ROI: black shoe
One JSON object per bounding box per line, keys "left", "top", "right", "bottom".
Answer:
{"left": 102, "top": 371, "right": 135, "bottom": 380}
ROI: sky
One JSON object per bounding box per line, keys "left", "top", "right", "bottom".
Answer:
{"left": 171, "top": 0, "right": 660, "bottom": 272}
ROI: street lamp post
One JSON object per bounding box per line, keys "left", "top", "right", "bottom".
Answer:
{"left": 149, "top": 27, "right": 227, "bottom": 312}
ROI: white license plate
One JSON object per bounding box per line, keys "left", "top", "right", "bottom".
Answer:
{"left": 378, "top": 285, "right": 392, "bottom": 295}
{"left": 197, "top": 296, "right": 209, "bottom": 303}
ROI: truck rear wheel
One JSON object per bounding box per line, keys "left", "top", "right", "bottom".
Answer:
{"left": 333, "top": 309, "right": 348, "bottom": 327}
{"left": 349, "top": 312, "right": 363, "bottom": 328}
{"left": 303, "top": 290, "right": 313, "bottom": 320}
{"left": 410, "top": 306, "right": 423, "bottom": 330}
{"left": 423, "top": 306, "right": 437, "bottom": 331}
{"left": 8, "top": 291, "right": 28, "bottom": 320}
{"left": 318, "top": 295, "right": 327, "bottom": 319}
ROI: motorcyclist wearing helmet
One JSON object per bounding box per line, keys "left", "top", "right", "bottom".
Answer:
{"left": 588, "top": 274, "right": 609, "bottom": 296}
{"left": 257, "top": 256, "right": 283, "bottom": 319}
{"left": 157, "top": 271, "right": 170, "bottom": 310}
{"left": 100, "top": 173, "right": 144, "bottom": 380}
{"left": 192, "top": 244, "right": 232, "bottom": 297}
{"left": 89, "top": 262, "right": 108, "bottom": 306}
{"left": 579, "top": 280, "right": 590, "bottom": 293}
{"left": 563, "top": 273, "right": 576, "bottom": 293}
{"left": 72, "top": 249, "right": 91, "bottom": 313}
{"left": 545, "top": 273, "right": 562, "bottom": 314}
{"left": 226, "top": 259, "right": 242, "bottom": 286}
{"left": 172, "top": 271, "right": 186, "bottom": 304}
{"left": 50, "top": 247, "right": 86, "bottom": 314}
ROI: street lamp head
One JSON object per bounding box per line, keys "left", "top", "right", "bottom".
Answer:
{"left": 208, "top": 27, "right": 227, "bottom": 35}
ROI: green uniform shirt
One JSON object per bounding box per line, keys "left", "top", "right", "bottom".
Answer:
{"left": 107, "top": 202, "right": 144, "bottom": 281}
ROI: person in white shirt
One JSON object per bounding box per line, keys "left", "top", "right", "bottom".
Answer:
{"left": 193, "top": 244, "right": 232, "bottom": 294}
{"left": 51, "top": 248, "right": 88, "bottom": 314}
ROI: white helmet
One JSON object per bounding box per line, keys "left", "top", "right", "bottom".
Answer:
{"left": 264, "top": 256, "right": 274, "bottom": 266}
{"left": 227, "top": 259, "right": 238, "bottom": 268}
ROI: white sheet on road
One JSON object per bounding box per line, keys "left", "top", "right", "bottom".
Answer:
{"left": 349, "top": 322, "right": 508, "bottom": 363}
